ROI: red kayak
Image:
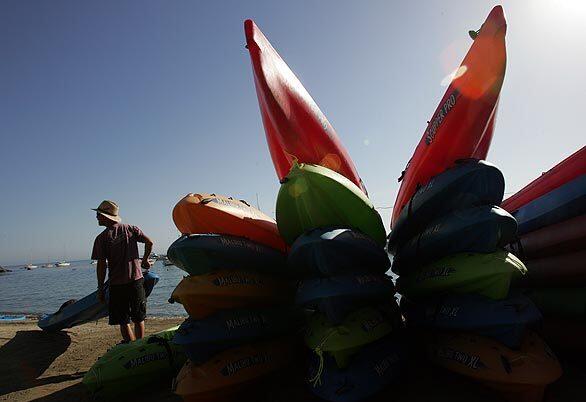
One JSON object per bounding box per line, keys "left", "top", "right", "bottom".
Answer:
{"left": 507, "top": 214, "right": 586, "bottom": 260}
{"left": 501, "top": 146, "right": 586, "bottom": 213}
{"left": 244, "top": 20, "right": 366, "bottom": 194}
{"left": 391, "top": 6, "right": 506, "bottom": 227}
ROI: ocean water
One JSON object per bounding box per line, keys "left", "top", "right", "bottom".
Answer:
{"left": 0, "top": 260, "right": 187, "bottom": 317}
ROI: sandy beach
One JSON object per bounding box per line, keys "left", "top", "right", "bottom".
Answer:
{"left": 1, "top": 317, "right": 585, "bottom": 402}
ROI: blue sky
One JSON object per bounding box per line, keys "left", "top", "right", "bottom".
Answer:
{"left": 1, "top": 0, "right": 584, "bottom": 265}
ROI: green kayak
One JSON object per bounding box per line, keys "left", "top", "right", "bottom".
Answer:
{"left": 276, "top": 163, "right": 386, "bottom": 245}
{"left": 82, "top": 327, "right": 186, "bottom": 398}
{"left": 525, "top": 287, "right": 586, "bottom": 321}
{"left": 305, "top": 304, "right": 401, "bottom": 369}
{"left": 398, "top": 251, "right": 527, "bottom": 300}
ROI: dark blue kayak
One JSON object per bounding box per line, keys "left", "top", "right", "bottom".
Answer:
{"left": 393, "top": 206, "right": 517, "bottom": 273}
{"left": 513, "top": 174, "right": 586, "bottom": 235}
{"left": 296, "top": 274, "right": 395, "bottom": 324}
{"left": 288, "top": 227, "right": 390, "bottom": 278}
{"left": 167, "top": 234, "right": 286, "bottom": 276}
{"left": 307, "top": 334, "right": 407, "bottom": 402}
{"left": 401, "top": 294, "right": 541, "bottom": 349}
{"left": 38, "top": 272, "right": 159, "bottom": 332}
{"left": 172, "top": 308, "right": 303, "bottom": 364}
{"left": 389, "top": 160, "right": 504, "bottom": 251}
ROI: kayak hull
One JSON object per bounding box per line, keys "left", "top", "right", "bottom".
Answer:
{"left": 513, "top": 174, "right": 586, "bottom": 235}
{"left": 276, "top": 164, "right": 385, "bottom": 246}
{"left": 393, "top": 206, "right": 517, "bottom": 271}
{"left": 170, "top": 270, "right": 294, "bottom": 319}
{"left": 519, "top": 250, "right": 586, "bottom": 287}
{"left": 82, "top": 326, "right": 186, "bottom": 398}
{"left": 288, "top": 227, "right": 390, "bottom": 278}
{"left": 38, "top": 272, "right": 159, "bottom": 332}
{"left": 401, "top": 294, "right": 541, "bottom": 348}
{"left": 389, "top": 160, "right": 504, "bottom": 250}
{"left": 244, "top": 20, "right": 365, "bottom": 193}
{"left": 502, "top": 146, "right": 585, "bottom": 213}
{"left": 172, "top": 193, "right": 286, "bottom": 252}
{"left": 397, "top": 251, "right": 526, "bottom": 300}
{"left": 392, "top": 6, "right": 507, "bottom": 227}
{"left": 524, "top": 287, "right": 586, "bottom": 321}
{"left": 167, "top": 234, "right": 286, "bottom": 276}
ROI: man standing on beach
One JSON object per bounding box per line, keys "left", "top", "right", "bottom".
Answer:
{"left": 91, "top": 200, "right": 154, "bottom": 343}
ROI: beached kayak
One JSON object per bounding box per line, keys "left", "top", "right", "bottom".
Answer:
{"left": 82, "top": 326, "right": 186, "bottom": 398}
{"left": 393, "top": 206, "right": 517, "bottom": 271}
{"left": 244, "top": 20, "right": 366, "bottom": 194}
{"left": 276, "top": 163, "right": 385, "bottom": 245}
{"left": 287, "top": 227, "right": 390, "bottom": 278}
{"left": 307, "top": 334, "right": 407, "bottom": 402}
{"left": 402, "top": 294, "right": 541, "bottom": 349}
{"left": 296, "top": 274, "right": 395, "bottom": 324}
{"left": 512, "top": 174, "right": 585, "bottom": 235}
{"left": 507, "top": 214, "right": 586, "bottom": 260}
{"left": 38, "top": 272, "right": 159, "bottom": 332}
{"left": 519, "top": 250, "right": 586, "bottom": 287}
{"left": 502, "top": 146, "right": 585, "bottom": 213}
{"left": 172, "top": 308, "right": 303, "bottom": 364}
{"left": 388, "top": 160, "right": 504, "bottom": 250}
{"left": 427, "top": 331, "right": 561, "bottom": 402}
{"left": 525, "top": 287, "right": 586, "bottom": 321}
{"left": 167, "top": 234, "right": 286, "bottom": 276}
{"left": 0, "top": 315, "right": 26, "bottom": 322}
{"left": 392, "top": 5, "right": 507, "bottom": 228}
{"left": 174, "top": 337, "right": 299, "bottom": 401}
{"left": 305, "top": 304, "right": 402, "bottom": 369}
{"left": 172, "top": 193, "right": 287, "bottom": 252}
{"left": 169, "top": 270, "right": 294, "bottom": 319}
{"left": 398, "top": 251, "right": 526, "bottom": 300}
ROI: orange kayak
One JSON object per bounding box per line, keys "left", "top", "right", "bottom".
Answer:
{"left": 172, "top": 193, "right": 287, "bottom": 252}
{"left": 427, "top": 331, "right": 562, "bottom": 402}
{"left": 169, "top": 270, "right": 295, "bottom": 319}
{"left": 174, "top": 337, "right": 298, "bottom": 402}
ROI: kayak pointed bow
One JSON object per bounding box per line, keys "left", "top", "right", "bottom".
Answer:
{"left": 244, "top": 19, "right": 367, "bottom": 194}
{"left": 391, "top": 6, "right": 507, "bottom": 228}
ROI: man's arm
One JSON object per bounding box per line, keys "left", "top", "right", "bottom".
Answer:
{"left": 96, "top": 259, "right": 107, "bottom": 303}
{"left": 141, "top": 235, "right": 154, "bottom": 269}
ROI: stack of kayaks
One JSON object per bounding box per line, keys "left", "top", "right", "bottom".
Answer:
{"left": 503, "top": 146, "right": 586, "bottom": 354}
{"left": 245, "top": 20, "right": 405, "bottom": 401}
{"left": 388, "top": 7, "right": 561, "bottom": 402}
{"left": 167, "top": 193, "right": 301, "bottom": 401}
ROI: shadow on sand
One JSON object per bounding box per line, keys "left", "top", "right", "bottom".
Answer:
{"left": 0, "top": 330, "right": 78, "bottom": 396}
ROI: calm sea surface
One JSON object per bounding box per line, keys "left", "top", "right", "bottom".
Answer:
{"left": 0, "top": 260, "right": 187, "bottom": 317}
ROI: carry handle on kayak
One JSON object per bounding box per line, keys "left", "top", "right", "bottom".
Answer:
{"left": 147, "top": 336, "right": 175, "bottom": 368}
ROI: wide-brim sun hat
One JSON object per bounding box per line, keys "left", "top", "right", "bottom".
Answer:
{"left": 92, "top": 200, "right": 122, "bottom": 223}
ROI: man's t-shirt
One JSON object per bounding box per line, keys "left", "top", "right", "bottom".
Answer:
{"left": 92, "top": 223, "right": 146, "bottom": 285}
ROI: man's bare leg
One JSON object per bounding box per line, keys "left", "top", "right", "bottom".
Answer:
{"left": 134, "top": 321, "right": 145, "bottom": 340}
{"left": 120, "top": 323, "right": 136, "bottom": 342}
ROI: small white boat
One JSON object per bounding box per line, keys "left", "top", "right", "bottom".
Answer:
{"left": 42, "top": 263, "right": 55, "bottom": 268}
{"left": 56, "top": 261, "right": 71, "bottom": 267}
{"left": 25, "top": 264, "right": 37, "bottom": 269}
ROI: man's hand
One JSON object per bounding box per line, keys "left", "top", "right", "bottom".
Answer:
{"left": 97, "top": 289, "right": 106, "bottom": 304}
{"left": 141, "top": 258, "right": 151, "bottom": 270}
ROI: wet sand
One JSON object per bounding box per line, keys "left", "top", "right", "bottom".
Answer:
{"left": 0, "top": 318, "right": 584, "bottom": 402}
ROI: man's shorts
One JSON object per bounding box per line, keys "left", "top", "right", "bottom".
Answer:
{"left": 108, "top": 278, "right": 146, "bottom": 325}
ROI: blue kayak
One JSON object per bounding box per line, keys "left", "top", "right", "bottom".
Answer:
{"left": 389, "top": 160, "right": 504, "bottom": 251}
{"left": 513, "top": 174, "right": 586, "bottom": 235}
{"left": 172, "top": 308, "right": 303, "bottom": 364}
{"left": 401, "top": 294, "right": 541, "bottom": 348}
{"left": 38, "top": 272, "right": 159, "bottom": 332}
{"left": 167, "top": 234, "right": 286, "bottom": 276}
{"left": 393, "top": 206, "right": 517, "bottom": 273}
{"left": 307, "top": 334, "right": 407, "bottom": 402}
{"left": 296, "top": 274, "right": 395, "bottom": 324}
{"left": 0, "top": 315, "right": 26, "bottom": 322}
{"left": 288, "top": 227, "right": 390, "bottom": 278}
